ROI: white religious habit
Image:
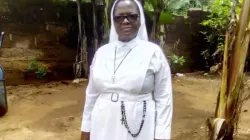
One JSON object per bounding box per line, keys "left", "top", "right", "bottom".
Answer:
{"left": 81, "top": 36, "right": 173, "bottom": 140}
{"left": 81, "top": 0, "right": 173, "bottom": 140}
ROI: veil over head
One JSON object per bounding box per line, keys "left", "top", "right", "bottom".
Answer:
{"left": 109, "top": 0, "right": 148, "bottom": 43}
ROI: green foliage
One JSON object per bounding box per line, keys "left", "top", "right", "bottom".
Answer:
{"left": 168, "top": 54, "right": 186, "bottom": 73}
{"left": 201, "top": 0, "right": 242, "bottom": 65}
{"left": 168, "top": 39, "right": 186, "bottom": 73}
{"left": 144, "top": 0, "right": 174, "bottom": 25}
{"left": 151, "top": 0, "right": 158, "bottom": 10}
{"left": 167, "top": 0, "right": 205, "bottom": 15}
{"left": 27, "top": 59, "right": 48, "bottom": 79}
{"left": 159, "top": 12, "right": 173, "bottom": 25}
{"left": 167, "top": 0, "right": 208, "bottom": 16}
{"left": 144, "top": 0, "right": 208, "bottom": 24}
{"left": 201, "top": 0, "right": 232, "bottom": 30}
{"left": 35, "top": 67, "right": 48, "bottom": 79}
{"left": 169, "top": 54, "right": 185, "bottom": 66}
{"left": 28, "top": 59, "right": 39, "bottom": 71}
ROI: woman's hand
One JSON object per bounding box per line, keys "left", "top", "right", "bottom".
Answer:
{"left": 81, "top": 132, "right": 90, "bottom": 140}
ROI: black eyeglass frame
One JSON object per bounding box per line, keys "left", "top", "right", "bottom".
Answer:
{"left": 113, "top": 14, "right": 140, "bottom": 23}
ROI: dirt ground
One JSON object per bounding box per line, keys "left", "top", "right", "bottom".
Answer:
{"left": 0, "top": 74, "right": 250, "bottom": 140}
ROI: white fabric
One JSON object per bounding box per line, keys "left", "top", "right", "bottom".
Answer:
{"left": 81, "top": 0, "right": 173, "bottom": 139}
{"left": 81, "top": 37, "right": 173, "bottom": 139}
{"left": 90, "top": 92, "right": 155, "bottom": 140}
{"left": 109, "top": 0, "right": 148, "bottom": 42}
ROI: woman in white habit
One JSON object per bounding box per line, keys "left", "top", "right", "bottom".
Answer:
{"left": 81, "top": 0, "right": 173, "bottom": 140}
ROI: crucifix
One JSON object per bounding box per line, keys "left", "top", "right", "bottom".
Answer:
{"left": 112, "top": 75, "right": 115, "bottom": 84}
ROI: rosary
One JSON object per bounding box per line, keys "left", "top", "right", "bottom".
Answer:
{"left": 112, "top": 45, "right": 147, "bottom": 137}
{"left": 121, "top": 101, "right": 147, "bottom": 137}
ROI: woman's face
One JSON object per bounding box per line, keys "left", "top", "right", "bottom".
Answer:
{"left": 113, "top": 0, "right": 140, "bottom": 42}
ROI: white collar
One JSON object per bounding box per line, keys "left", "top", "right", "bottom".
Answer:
{"left": 115, "top": 36, "right": 141, "bottom": 49}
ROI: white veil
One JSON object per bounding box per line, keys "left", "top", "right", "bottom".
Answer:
{"left": 109, "top": 0, "right": 148, "bottom": 43}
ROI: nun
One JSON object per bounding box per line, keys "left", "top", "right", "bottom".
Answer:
{"left": 80, "top": 0, "right": 173, "bottom": 140}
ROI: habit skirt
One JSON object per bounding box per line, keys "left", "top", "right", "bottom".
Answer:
{"left": 90, "top": 92, "right": 156, "bottom": 140}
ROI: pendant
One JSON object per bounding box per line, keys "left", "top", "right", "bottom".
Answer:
{"left": 121, "top": 118, "right": 124, "bottom": 125}
{"left": 112, "top": 75, "right": 115, "bottom": 84}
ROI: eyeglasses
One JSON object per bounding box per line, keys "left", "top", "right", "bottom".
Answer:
{"left": 113, "top": 14, "right": 139, "bottom": 23}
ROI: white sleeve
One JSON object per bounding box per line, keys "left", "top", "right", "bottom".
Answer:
{"left": 81, "top": 53, "right": 99, "bottom": 132}
{"left": 153, "top": 49, "right": 173, "bottom": 140}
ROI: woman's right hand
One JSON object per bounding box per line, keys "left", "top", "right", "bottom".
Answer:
{"left": 81, "top": 132, "right": 90, "bottom": 140}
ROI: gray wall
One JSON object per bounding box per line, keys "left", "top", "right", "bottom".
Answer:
{"left": 164, "top": 8, "right": 210, "bottom": 73}
{"left": 0, "top": 1, "right": 211, "bottom": 84}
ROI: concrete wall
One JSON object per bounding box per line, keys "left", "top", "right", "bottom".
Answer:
{"left": 0, "top": 23, "right": 76, "bottom": 85}
{"left": 0, "top": 1, "right": 211, "bottom": 84}
{"left": 0, "top": 1, "right": 104, "bottom": 85}
{"left": 164, "top": 8, "right": 210, "bottom": 73}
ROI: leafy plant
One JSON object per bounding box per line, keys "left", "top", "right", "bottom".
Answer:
{"left": 168, "top": 54, "right": 186, "bottom": 73}
{"left": 169, "top": 54, "right": 185, "bottom": 66}
{"left": 166, "top": 0, "right": 209, "bottom": 16}
{"left": 35, "top": 67, "right": 48, "bottom": 79}
{"left": 207, "top": 0, "right": 250, "bottom": 139}
{"left": 201, "top": 0, "right": 243, "bottom": 66}
{"left": 27, "top": 59, "right": 48, "bottom": 79}
{"left": 144, "top": 0, "right": 172, "bottom": 43}
{"left": 144, "top": 0, "right": 207, "bottom": 46}
{"left": 167, "top": 39, "right": 186, "bottom": 73}
{"left": 28, "top": 59, "right": 39, "bottom": 71}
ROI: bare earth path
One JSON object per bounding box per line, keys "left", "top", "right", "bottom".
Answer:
{"left": 0, "top": 75, "right": 250, "bottom": 140}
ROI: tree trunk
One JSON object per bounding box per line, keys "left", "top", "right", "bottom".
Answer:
{"left": 159, "top": 25, "right": 165, "bottom": 48}
{"left": 74, "top": 0, "right": 88, "bottom": 78}
{"left": 93, "top": 0, "right": 99, "bottom": 52}
{"left": 216, "top": 32, "right": 229, "bottom": 119}
{"left": 101, "top": 0, "right": 111, "bottom": 44}
{"left": 150, "top": 0, "right": 163, "bottom": 44}
{"left": 208, "top": 0, "right": 250, "bottom": 139}
{"left": 82, "top": 21, "right": 88, "bottom": 78}
{"left": 103, "top": 0, "right": 110, "bottom": 33}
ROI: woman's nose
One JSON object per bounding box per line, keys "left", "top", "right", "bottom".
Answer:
{"left": 122, "top": 18, "right": 130, "bottom": 24}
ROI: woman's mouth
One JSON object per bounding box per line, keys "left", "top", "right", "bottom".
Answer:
{"left": 121, "top": 27, "right": 132, "bottom": 35}
{"left": 122, "top": 27, "right": 131, "bottom": 31}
